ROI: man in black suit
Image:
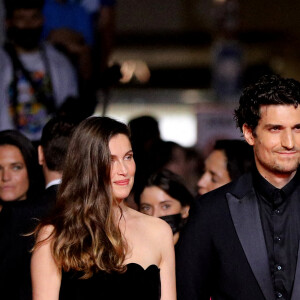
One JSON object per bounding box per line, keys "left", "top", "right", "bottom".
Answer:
{"left": 176, "top": 74, "right": 300, "bottom": 300}
{"left": 38, "top": 116, "right": 77, "bottom": 209}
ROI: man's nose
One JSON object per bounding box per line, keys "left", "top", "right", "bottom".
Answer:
{"left": 282, "top": 129, "right": 295, "bottom": 150}
{"left": 198, "top": 172, "right": 209, "bottom": 188}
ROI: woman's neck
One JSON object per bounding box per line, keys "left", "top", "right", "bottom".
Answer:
{"left": 113, "top": 200, "right": 127, "bottom": 222}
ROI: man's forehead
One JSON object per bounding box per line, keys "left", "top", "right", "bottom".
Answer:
{"left": 259, "top": 104, "right": 300, "bottom": 114}
{"left": 258, "top": 104, "right": 300, "bottom": 123}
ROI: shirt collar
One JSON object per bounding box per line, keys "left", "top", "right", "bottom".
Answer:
{"left": 45, "top": 178, "right": 61, "bottom": 189}
{"left": 253, "top": 167, "right": 300, "bottom": 205}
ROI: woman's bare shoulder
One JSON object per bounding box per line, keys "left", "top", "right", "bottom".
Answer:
{"left": 127, "top": 208, "right": 172, "bottom": 238}
{"left": 36, "top": 224, "right": 55, "bottom": 244}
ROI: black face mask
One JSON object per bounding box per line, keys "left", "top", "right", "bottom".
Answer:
{"left": 8, "top": 26, "right": 43, "bottom": 50}
{"left": 159, "top": 213, "right": 186, "bottom": 235}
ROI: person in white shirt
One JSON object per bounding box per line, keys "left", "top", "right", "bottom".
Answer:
{"left": 38, "top": 116, "right": 77, "bottom": 208}
{"left": 0, "top": 0, "right": 78, "bottom": 141}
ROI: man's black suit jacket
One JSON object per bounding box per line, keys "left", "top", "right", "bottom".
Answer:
{"left": 176, "top": 173, "right": 300, "bottom": 300}
{"left": 42, "top": 184, "right": 58, "bottom": 206}
{"left": 38, "top": 184, "right": 59, "bottom": 218}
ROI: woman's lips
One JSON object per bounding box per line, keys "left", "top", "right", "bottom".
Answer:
{"left": 1, "top": 185, "right": 14, "bottom": 190}
{"left": 114, "top": 179, "right": 130, "bottom": 185}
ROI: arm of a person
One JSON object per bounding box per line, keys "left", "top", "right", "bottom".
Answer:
{"left": 0, "top": 50, "right": 15, "bottom": 131}
{"left": 96, "top": 5, "right": 115, "bottom": 73}
{"left": 158, "top": 221, "right": 177, "bottom": 300}
{"left": 31, "top": 226, "right": 61, "bottom": 300}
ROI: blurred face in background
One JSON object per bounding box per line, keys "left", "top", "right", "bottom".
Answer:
{"left": 9, "top": 8, "right": 43, "bottom": 29}
{"left": 164, "top": 146, "right": 188, "bottom": 177}
{"left": 0, "top": 145, "right": 29, "bottom": 202}
{"left": 7, "top": 8, "right": 44, "bottom": 51}
{"left": 140, "top": 186, "right": 189, "bottom": 218}
{"left": 140, "top": 185, "right": 190, "bottom": 244}
{"left": 197, "top": 149, "right": 231, "bottom": 195}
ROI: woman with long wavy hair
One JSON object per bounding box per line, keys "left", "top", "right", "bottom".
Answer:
{"left": 31, "top": 116, "right": 176, "bottom": 300}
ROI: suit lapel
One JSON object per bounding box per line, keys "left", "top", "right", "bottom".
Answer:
{"left": 227, "top": 190, "right": 275, "bottom": 300}
{"left": 291, "top": 242, "right": 300, "bottom": 300}
{"left": 290, "top": 189, "right": 300, "bottom": 300}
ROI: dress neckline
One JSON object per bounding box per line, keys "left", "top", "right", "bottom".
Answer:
{"left": 126, "top": 263, "right": 159, "bottom": 271}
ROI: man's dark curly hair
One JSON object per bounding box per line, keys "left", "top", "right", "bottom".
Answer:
{"left": 234, "top": 74, "right": 300, "bottom": 133}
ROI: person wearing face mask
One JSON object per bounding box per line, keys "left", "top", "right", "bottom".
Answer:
{"left": 0, "top": 0, "right": 78, "bottom": 142}
{"left": 138, "top": 169, "right": 193, "bottom": 245}
{"left": 0, "top": 130, "right": 44, "bottom": 300}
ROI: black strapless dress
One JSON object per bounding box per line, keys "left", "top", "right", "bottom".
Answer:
{"left": 59, "top": 263, "right": 161, "bottom": 300}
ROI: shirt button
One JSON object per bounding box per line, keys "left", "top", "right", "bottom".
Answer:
{"left": 276, "top": 292, "right": 283, "bottom": 298}
{"left": 275, "top": 236, "right": 281, "bottom": 242}
{"left": 276, "top": 265, "right": 282, "bottom": 271}
{"left": 275, "top": 209, "right": 280, "bottom": 214}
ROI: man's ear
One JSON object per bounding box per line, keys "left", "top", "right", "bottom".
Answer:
{"left": 38, "top": 145, "right": 44, "bottom": 166}
{"left": 243, "top": 124, "right": 255, "bottom": 146}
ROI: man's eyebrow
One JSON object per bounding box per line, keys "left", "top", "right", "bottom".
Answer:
{"left": 264, "top": 123, "right": 282, "bottom": 128}
{"left": 264, "top": 123, "right": 300, "bottom": 129}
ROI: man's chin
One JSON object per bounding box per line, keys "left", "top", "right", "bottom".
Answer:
{"left": 273, "top": 163, "right": 299, "bottom": 175}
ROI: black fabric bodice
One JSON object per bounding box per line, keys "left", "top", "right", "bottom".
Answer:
{"left": 59, "top": 263, "right": 161, "bottom": 300}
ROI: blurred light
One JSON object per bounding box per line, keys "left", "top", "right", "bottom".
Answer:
{"left": 160, "top": 115, "right": 197, "bottom": 147}
{"left": 119, "top": 60, "right": 151, "bottom": 84}
{"left": 120, "top": 60, "right": 135, "bottom": 83}
{"left": 134, "top": 60, "right": 151, "bottom": 83}
{"left": 100, "top": 103, "right": 197, "bottom": 147}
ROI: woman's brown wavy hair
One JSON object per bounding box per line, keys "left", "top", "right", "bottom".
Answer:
{"left": 34, "top": 116, "right": 131, "bottom": 278}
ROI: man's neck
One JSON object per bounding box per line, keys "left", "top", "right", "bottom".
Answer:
{"left": 44, "top": 170, "right": 62, "bottom": 187}
{"left": 257, "top": 168, "right": 297, "bottom": 189}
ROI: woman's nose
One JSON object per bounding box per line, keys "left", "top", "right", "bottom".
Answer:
{"left": 1, "top": 169, "right": 11, "bottom": 182}
{"left": 117, "top": 161, "right": 128, "bottom": 175}
{"left": 152, "top": 209, "right": 161, "bottom": 218}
